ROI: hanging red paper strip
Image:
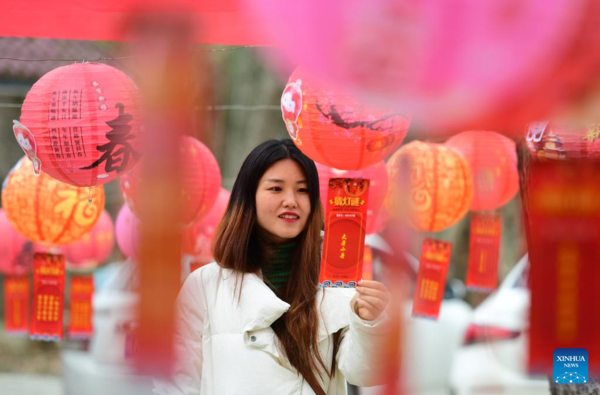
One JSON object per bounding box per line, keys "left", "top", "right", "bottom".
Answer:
{"left": 30, "top": 253, "right": 65, "bottom": 341}
{"left": 362, "top": 245, "right": 374, "bottom": 281}
{"left": 68, "top": 276, "right": 94, "bottom": 339}
{"left": 4, "top": 276, "right": 30, "bottom": 335}
{"left": 412, "top": 238, "right": 452, "bottom": 320}
{"left": 320, "top": 178, "right": 370, "bottom": 287}
{"left": 466, "top": 213, "right": 501, "bottom": 292}
{"left": 526, "top": 160, "right": 600, "bottom": 377}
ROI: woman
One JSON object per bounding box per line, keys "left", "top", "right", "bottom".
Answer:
{"left": 154, "top": 139, "right": 391, "bottom": 395}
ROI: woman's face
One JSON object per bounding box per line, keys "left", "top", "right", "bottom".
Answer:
{"left": 255, "top": 159, "right": 311, "bottom": 244}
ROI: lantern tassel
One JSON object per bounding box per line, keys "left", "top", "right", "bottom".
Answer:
{"left": 87, "top": 186, "right": 95, "bottom": 203}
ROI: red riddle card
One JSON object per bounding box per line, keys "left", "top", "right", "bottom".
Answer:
{"left": 30, "top": 253, "right": 65, "bottom": 341}
{"left": 4, "top": 276, "right": 29, "bottom": 335}
{"left": 412, "top": 238, "right": 452, "bottom": 320}
{"left": 320, "top": 178, "right": 370, "bottom": 288}
{"left": 466, "top": 213, "right": 501, "bottom": 292}
{"left": 525, "top": 160, "right": 600, "bottom": 377}
{"left": 68, "top": 275, "right": 94, "bottom": 339}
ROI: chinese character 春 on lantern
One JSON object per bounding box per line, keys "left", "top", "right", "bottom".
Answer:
{"left": 281, "top": 67, "right": 410, "bottom": 170}
{"left": 13, "top": 63, "right": 142, "bottom": 187}
{"left": 120, "top": 136, "right": 222, "bottom": 226}
{"left": 445, "top": 131, "right": 519, "bottom": 211}
{"left": 62, "top": 210, "right": 115, "bottom": 270}
{"left": 386, "top": 141, "right": 473, "bottom": 232}
{"left": 2, "top": 158, "right": 105, "bottom": 246}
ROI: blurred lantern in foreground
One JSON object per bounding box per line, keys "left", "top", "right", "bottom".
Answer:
{"left": 446, "top": 131, "right": 518, "bottom": 211}
{"left": 121, "top": 135, "right": 221, "bottom": 226}
{"left": 386, "top": 142, "right": 473, "bottom": 232}
{"left": 252, "top": 0, "right": 600, "bottom": 134}
{"left": 316, "top": 162, "right": 390, "bottom": 234}
{"left": 62, "top": 210, "right": 115, "bottom": 270}
{"left": 182, "top": 188, "right": 230, "bottom": 257}
{"left": 0, "top": 209, "right": 33, "bottom": 275}
{"left": 14, "top": 62, "right": 142, "bottom": 187}
{"left": 281, "top": 67, "right": 410, "bottom": 170}
{"left": 2, "top": 158, "right": 105, "bottom": 246}
{"left": 115, "top": 204, "right": 141, "bottom": 261}
{"left": 526, "top": 121, "right": 600, "bottom": 161}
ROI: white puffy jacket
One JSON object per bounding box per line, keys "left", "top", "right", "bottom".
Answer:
{"left": 153, "top": 262, "right": 390, "bottom": 395}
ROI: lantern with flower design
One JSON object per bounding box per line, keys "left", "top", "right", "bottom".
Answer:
{"left": 281, "top": 67, "right": 410, "bottom": 170}
{"left": 1, "top": 158, "right": 105, "bottom": 246}
{"left": 386, "top": 142, "right": 473, "bottom": 232}
{"left": 14, "top": 63, "right": 142, "bottom": 187}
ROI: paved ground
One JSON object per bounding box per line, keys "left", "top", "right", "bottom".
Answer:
{"left": 0, "top": 373, "right": 64, "bottom": 395}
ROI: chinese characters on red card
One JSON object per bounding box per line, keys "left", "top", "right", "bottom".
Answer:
{"left": 412, "top": 238, "right": 452, "bottom": 320}
{"left": 30, "top": 253, "right": 65, "bottom": 341}
{"left": 525, "top": 161, "right": 600, "bottom": 377}
{"left": 320, "top": 178, "right": 370, "bottom": 288}
{"left": 4, "top": 276, "right": 29, "bottom": 335}
{"left": 68, "top": 275, "right": 94, "bottom": 339}
{"left": 466, "top": 213, "right": 501, "bottom": 292}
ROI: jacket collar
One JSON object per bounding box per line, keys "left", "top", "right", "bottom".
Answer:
{"left": 226, "top": 268, "right": 354, "bottom": 342}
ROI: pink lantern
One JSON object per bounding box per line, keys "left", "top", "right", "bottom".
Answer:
{"left": 446, "top": 131, "right": 519, "bottom": 211}
{"left": 121, "top": 135, "right": 221, "bottom": 226}
{"left": 62, "top": 210, "right": 115, "bottom": 270}
{"left": 15, "top": 63, "right": 142, "bottom": 187}
{"left": 367, "top": 206, "right": 392, "bottom": 235}
{"left": 0, "top": 209, "right": 33, "bottom": 275}
{"left": 282, "top": 68, "right": 410, "bottom": 170}
{"left": 115, "top": 204, "right": 141, "bottom": 261}
{"left": 316, "top": 161, "right": 389, "bottom": 234}
{"left": 248, "top": 0, "right": 599, "bottom": 133}
{"left": 182, "top": 188, "right": 230, "bottom": 257}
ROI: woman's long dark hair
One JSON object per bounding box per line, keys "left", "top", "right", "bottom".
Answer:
{"left": 213, "top": 138, "right": 341, "bottom": 383}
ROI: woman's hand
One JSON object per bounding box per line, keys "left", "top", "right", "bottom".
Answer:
{"left": 354, "top": 280, "right": 391, "bottom": 321}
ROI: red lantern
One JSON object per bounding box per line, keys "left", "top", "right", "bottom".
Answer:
{"left": 62, "top": 210, "right": 115, "bottom": 270}
{"left": 386, "top": 141, "right": 473, "bottom": 232}
{"left": 0, "top": 209, "right": 33, "bottom": 275}
{"left": 446, "top": 131, "right": 518, "bottom": 211}
{"left": 2, "top": 158, "right": 105, "bottom": 246}
{"left": 15, "top": 63, "right": 142, "bottom": 187}
{"left": 121, "top": 135, "right": 221, "bottom": 226}
{"left": 316, "top": 161, "right": 389, "bottom": 234}
{"left": 281, "top": 68, "right": 410, "bottom": 170}
{"left": 115, "top": 204, "right": 141, "bottom": 261}
{"left": 182, "top": 188, "right": 230, "bottom": 257}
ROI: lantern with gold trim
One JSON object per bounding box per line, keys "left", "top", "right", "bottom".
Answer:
{"left": 2, "top": 158, "right": 105, "bottom": 246}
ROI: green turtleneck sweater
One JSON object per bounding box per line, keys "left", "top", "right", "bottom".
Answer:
{"left": 262, "top": 241, "right": 295, "bottom": 292}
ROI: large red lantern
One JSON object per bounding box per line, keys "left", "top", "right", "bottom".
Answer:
{"left": 121, "top": 135, "right": 221, "bottom": 226}
{"left": 281, "top": 68, "right": 410, "bottom": 170}
{"left": 446, "top": 131, "right": 518, "bottom": 211}
{"left": 182, "top": 188, "right": 230, "bottom": 257}
{"left": 316, "top": 161, "right": 389, "bottom": 234}
{"left": 62, "top": 210, "right": 115, "bottom": 270}
{"left": 251, "top": 0, "right": 600, "bottom": 134}
{"left": 14, "top": 63, "right": 142, "bottom": 187}
{"left": 0, "top": 209, "right": 33, "bottom": 275}
{"left": 2, "top": 158, "right": 105, "bottom": 246}
{"left": 386, "top": 142, "right": 473, "bottom": 232}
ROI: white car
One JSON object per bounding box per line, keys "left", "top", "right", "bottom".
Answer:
{"left": 358, "top": 236, "right": 473, "bottom": 395}
{"left": 449, "top": 254, "right": 549, "bottom": 395}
